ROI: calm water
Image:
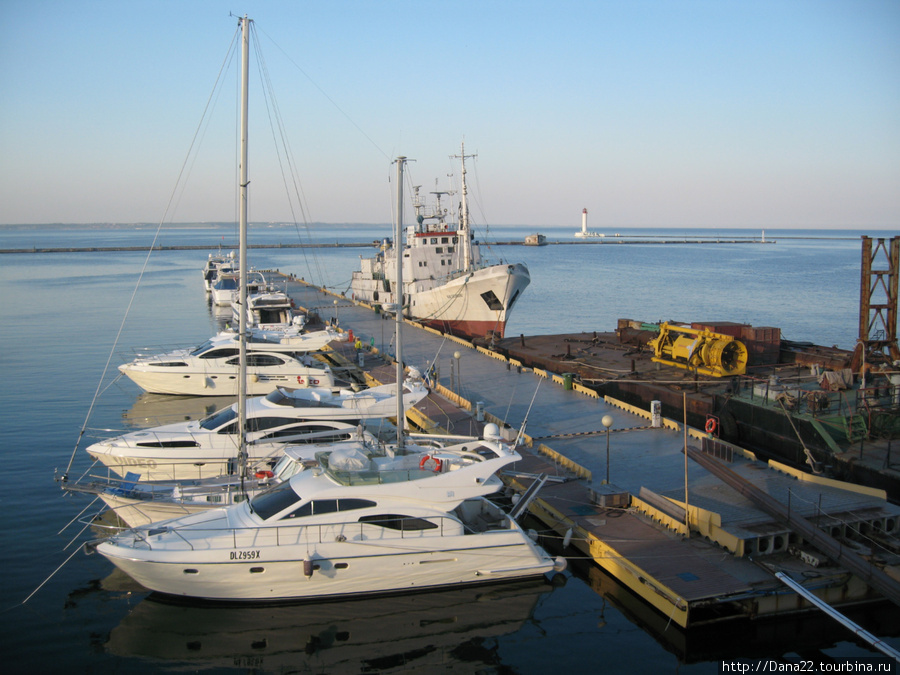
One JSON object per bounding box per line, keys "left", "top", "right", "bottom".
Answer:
{"left": 1, "top": 225, "right": 897, "bottom": 673}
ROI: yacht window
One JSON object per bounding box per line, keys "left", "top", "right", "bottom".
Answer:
{"left": 430, "top": 238, "right": 437, "bottom": 245}
{"left": 436, "top": 247, "right": 443, "bottom": 254}
{"left": 340, "top": 499, "right": 376, "bottom": 511}
{"left": 200, "top": 406, "right": 238, "bottom": 430}
{"left": 244, "top": 417, "right": 295, "bottom": 432}
{"left": 135, "top": 440, "right": 200, "bottom": 448}
{"left": 282, "top": 501, "right": 312, "bottom": 519}
{"left": 447, "top": 247, "right": 454, "bottom": 253}
{"left": 226, "top": 354, "right": 286, "bottom": 367}
{"left": 250, "top": 481, "right": 302, "bottom": 520}
{"left": 453, "top": 236, "right": 458, "bottom": 244}
{"left": 200, "top": 348, "right": 240, "bottom": 360}
{"left": 358, "top": 514, "right": 438, "bottom": 531}
{"left": 281, "top": 498, "right": 375, "bottom": 520}
{"left": 261, "top": 424, "right": 355, "bottom": 442}
{"left": 313, "top": 499, "right": 338, "bottom": 515}
{"left": 441, "top": 237, "right": 448, "bottom": 244}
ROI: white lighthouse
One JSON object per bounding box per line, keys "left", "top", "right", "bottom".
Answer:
{"left": 574, "top": 207, "right": 602, "bottom": 238}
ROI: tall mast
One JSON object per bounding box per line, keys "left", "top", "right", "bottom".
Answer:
{"left": 452, "top": 143, "right": 476, "bottom": 272}
{"left": 237, "top": 15, "right": 250, "bottom": 478}
{"left": 394, "top": 156, "right": 407, "bottom": 450}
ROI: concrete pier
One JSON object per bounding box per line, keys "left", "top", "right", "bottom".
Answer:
{"left": 285, "top": 278, "right": 900, "bottom": 629}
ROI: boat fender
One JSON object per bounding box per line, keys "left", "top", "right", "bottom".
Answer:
{"left": 348, "top": 329, "right": 354, "bottom": 343}
{"left": 562, "top": 528, "right": 573, "bottom": 549}
{"left": 419, "top": 455, "right": 442, "bottom": 472}
{"left": 553, "top": 557, "right": 568, "bottom": 573}
{"left": 249, "top": 374, "right": 259, "bottom": 383}
{"left": 705, "top": 418, "right": 717, "bottom": 434}
{"left": 303, "top": 559, "right": 314, "bottom": 578}
{"left": 527, "top": 528, "right": 538, "bottom": 542}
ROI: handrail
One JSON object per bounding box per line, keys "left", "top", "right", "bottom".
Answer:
{"left": 129, "top": 512, "right": 504, "bottom": 551}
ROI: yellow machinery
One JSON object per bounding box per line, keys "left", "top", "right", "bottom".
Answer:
{"left": 648, "top": 322, "right": 748, "bottom": 377}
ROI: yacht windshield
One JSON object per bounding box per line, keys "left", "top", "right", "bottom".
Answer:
{"left": 199, "top": 406, "right": 238, "bottom": 430}
{"left": 249, "top": 481, "right": 302, "bottom": 520}
{"left": 190, "top": 339, "right": 216, "bottom": 356}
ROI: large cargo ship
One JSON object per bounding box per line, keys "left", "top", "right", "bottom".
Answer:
{"left": 350, "top": 146, "right": 530, "bottom": 341}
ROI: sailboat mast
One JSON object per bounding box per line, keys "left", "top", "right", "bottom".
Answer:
{"left": 394, "top": 156, "right": 406, "bottom": 450}
{"left": 238, "top": 15, "right": 250, "bottom": 477}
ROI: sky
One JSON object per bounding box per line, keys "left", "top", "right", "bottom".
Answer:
{"left": 1, "top": 0, "right": 898, "bottom": 229}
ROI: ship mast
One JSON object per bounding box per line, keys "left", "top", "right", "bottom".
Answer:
{"left": 452, "top": 143, "right": 476, "bottom": 272}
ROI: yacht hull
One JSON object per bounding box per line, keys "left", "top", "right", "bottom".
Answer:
{"left": 98, "top": 530, "right": 555, "bottom": 601}
{"left": 118, "top": 365, "right": 334, "bottom": 396}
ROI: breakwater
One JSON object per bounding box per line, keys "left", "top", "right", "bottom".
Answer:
{"left": 0, "top": 238, "right": 773, "bottom": 254}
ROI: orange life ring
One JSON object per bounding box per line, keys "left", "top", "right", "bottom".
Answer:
{"left": 255, "top": 470, "right": 274, "bottom": 479}
{"left": 705, "top": 418, "right": 717, "bottom": 434}
{"left": 419, "top": 455, "right": 442, "bottom": 472}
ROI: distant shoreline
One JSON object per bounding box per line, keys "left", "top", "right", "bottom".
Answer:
{"left": 0, "top": 238, "right": 787, "bottom": 254}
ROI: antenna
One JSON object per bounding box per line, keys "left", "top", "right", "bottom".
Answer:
{"left": 514, "top": 379, "right": 542, "bottom": 448}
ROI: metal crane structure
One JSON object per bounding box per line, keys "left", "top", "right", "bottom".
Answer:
{"left": 852, "top": 236, "right": 900, "bottom": 371}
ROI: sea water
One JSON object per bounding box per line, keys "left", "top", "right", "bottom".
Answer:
{"left": 0, "top": 225, "right": 897, "bottom": 673}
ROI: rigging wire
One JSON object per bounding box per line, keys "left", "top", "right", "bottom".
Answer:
{"left": 250, "top": 25, "right": 327, "bottom": 286}
{"left": 255, "top": 25, "right": 391, "bottom": 164}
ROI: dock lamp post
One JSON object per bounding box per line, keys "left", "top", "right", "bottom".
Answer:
{"left": 333, "top": 299, "right": 339, "bottom": 327}
{"left": 601, "top": 414, "right": 614, "bottom": 484}
{"left": 452, "top": 351, "right": 462, "bottom": 396}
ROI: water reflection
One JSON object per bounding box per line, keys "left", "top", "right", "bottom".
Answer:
{"left": 105, "top": 580, "right": 553, "bottom": 672}
{"left": 122, "top": 392, "right": 236, "bottom": 428}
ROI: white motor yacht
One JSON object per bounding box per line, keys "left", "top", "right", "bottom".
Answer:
{"left": 86, "top": 372, "right": 429, "bottom": 480}
{"left": 210, "top": 270, "right": 240, "bottom": 306}
{"left": 93, "top": 423, "right": 566, "bottom": 601}
{"left": 117, "top": 335, "right": 336, "bottom": 396}
{"left": 202, "top": 250, "right": 235, "bottom": 292}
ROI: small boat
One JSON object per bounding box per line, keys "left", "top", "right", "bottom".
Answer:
{"left": 350, "top": 144, "right": 530, "bottom": 342}
{"left": 210, "top": 269, "right": 240, "bottom": 306}
{"left": 92, "top": 422, "right": 566, "bottom": 601}
{"left": 202, "top": 250, "right": 235, "bottom": 292}
{"left": 86, "top": 370, "right": 429, "bottom": 480}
